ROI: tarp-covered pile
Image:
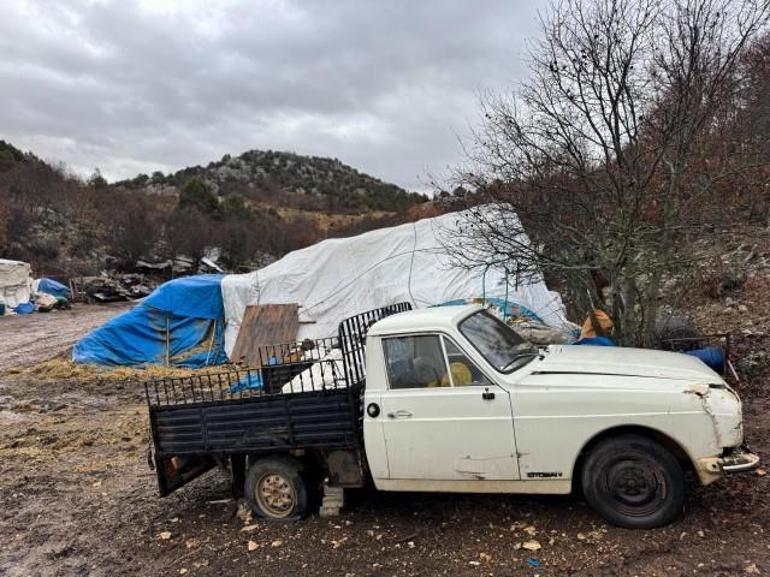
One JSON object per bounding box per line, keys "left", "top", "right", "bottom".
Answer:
{"left": 0, "top": 259, "right": 32, "bottom": 311}
{"left": 0, "top": 259, "right": 73, "bottom": 315}
{"left": 73, "top": 274, "right": 228, "bottom": 367}
{"left": 222, "top": 210, "right": 567, "bottom": 354}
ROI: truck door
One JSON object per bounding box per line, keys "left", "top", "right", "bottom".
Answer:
{"left": 378, "top": 334, "right": 520, "bottom": 481}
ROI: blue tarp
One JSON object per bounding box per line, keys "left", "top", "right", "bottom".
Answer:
{"left": 230, "top": 372, "right": 264, "bottom": 393}
{"left": 685, "top": 346, "right": 725, "bottom": 374}
{"left": 37, "top": 277, "right": 70, "bottom": 299}
{"left": 437, "top": 298, "right": 544, "bottom": 323}
{"left": 73, "top": 274, "right": 229, "bottom": 368}
{"left": 575, "top": 336, "right": 616, "bottom": 346}
{"left": 13, "top": 302, "right": 34, "bottom": 315}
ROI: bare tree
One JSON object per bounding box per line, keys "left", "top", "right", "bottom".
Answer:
{"left": 443, "top": 0, "right": 769, "bottom": 345}
{"left": 163, "top": 208, "right": 218, "bottom": 270}
{"left": 102, "top": 191, "right": 162, "bottom": 270}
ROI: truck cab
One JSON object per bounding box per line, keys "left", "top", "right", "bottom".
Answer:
{"left": 361, "top": 304, "right": 758, "bottom": 527}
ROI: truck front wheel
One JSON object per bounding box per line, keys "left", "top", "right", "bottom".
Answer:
{"left": 245, "top": 457, "right": 309, "bottom": 520}
{"left": 581, "top": 434, "right": 685, "bottom": 529}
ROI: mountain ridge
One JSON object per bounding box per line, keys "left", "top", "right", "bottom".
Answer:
{"left": 115, "top": 149, "right": 425, "bottom": 213}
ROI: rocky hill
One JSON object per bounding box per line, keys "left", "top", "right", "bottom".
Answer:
{"left": 116, "top": 149, "right": 424, "bottom": 213}
{"left": 0, "top": 141, "right": 434, "bottom": 277}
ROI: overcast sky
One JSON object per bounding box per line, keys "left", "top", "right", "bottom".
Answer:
{"left": 1, "top": 0, "right": 542, "bottom": 191}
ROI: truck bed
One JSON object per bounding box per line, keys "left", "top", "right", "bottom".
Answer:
{"left": 144, "top": 364, "right": 363, "bottom": 496}
{"left": 143, "top": 302, "right": 412, "bottom": 496}
{"left": 149, "top": 384, "right": 362, "bottom": 456}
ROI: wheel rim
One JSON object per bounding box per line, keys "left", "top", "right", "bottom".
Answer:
{"left": 601, "top": 456, "right": 667, "bottom": 518}
{"left": 255, "top": 473, "right": 296, "bottom": 518}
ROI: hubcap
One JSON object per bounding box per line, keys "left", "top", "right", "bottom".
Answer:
{"left": 603, "top": 457, "right": 666, "bottom": 516}
{"left": 255, "top": 473, "right": 296, "bottom": 518}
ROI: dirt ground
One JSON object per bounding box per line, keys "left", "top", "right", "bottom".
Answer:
{"left": 0, "top": 303, "right": 131, "bottom": 372}
{"left": 0, "top": 303, "right": 768, "bottom": 577}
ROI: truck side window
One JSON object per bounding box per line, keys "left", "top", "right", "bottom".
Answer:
{"left": 383, "top": 335, "right": 450, "bottom": 389}
{"left": 442, "top": 338, "right": 491, "bottom": 386}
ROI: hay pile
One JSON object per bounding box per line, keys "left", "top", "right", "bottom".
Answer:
{"left": 3, "top": 357, "right": 245, "bottom": 383}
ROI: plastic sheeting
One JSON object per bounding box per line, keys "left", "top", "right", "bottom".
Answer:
{"left": 73, "top": 275, "right": 228, "bottom": 367}
{"left": 222, "top": 209, "right": 567, "bottom": 355}
{"left": 0, "top": 259, "right": 32, "bottom": 310}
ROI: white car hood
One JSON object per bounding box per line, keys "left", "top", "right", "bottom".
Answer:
{"left": 535, "top": 345, "right": 723, "bottom": 383}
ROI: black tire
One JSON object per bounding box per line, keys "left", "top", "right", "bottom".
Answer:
{"left": 245, "top": 456, "right": 309, "bottom": 521}
{"left": 581, "top": 434, "right": 685, "bottom": 529}
{"left": 655, "top": 315, "right": 700, "bottom": 351}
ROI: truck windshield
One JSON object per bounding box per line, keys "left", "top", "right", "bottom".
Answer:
{"left": 459, "top": 310, "right": 538, "bottom": 373}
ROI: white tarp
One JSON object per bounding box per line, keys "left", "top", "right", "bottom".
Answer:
{"left": 221, "top": 209, "right": 567, "bottom": 356}
{"left": 0, "top": 259, "right": 32, "bottom": 310}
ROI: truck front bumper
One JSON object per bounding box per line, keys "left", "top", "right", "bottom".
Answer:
{"left": 721, "top": 446, "right": 761, "bottom": 473}
{"left": 696, "top": 445, "right": 761, "bottom": 484}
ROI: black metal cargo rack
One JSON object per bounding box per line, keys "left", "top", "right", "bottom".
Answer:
{"left": 144, "top": 301, "right": 412, "bottom": 408}
{"left": 145, "top": 302, "right": 412, "bottom": 476}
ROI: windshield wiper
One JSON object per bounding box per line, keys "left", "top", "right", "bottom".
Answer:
{"left": 499, "top": 350, "right": 541, "bottom": 372}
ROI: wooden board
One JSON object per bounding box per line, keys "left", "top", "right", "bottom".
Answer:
{"left": 230, "top": 304, "right": 300, "bottom": 366}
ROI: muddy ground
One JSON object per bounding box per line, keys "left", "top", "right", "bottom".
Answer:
{"left": 0, "top": 303, "right": 131, "bottom": 373}
{"left": 0, "top": 303, "right": 768, "bottom": 577}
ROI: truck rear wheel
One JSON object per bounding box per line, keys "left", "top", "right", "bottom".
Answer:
{"left": 581, "top": 434, "right": 684, "bottom": 529}
{"left": 245, "top": 457, "right": 309, "bottom": 520}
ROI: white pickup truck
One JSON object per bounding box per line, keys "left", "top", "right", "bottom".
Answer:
{"left": 145, "top": 303, "right": 759, "bottom": 529}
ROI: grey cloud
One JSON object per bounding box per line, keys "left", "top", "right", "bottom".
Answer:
{"left": 0, "top": 0, "right": 541, "bottom": 190}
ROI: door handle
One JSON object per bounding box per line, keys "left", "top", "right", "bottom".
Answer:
{"left": 387, "top": 410, "right": 413, "bottom": 419}
{"left": 482, "top": 388, "right": 495, "bottom": 400}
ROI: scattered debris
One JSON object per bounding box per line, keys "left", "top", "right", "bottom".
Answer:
{"left": 135, "top": 254, "right": 223, "bottom": 276}
{"left": 236, "top": 501, "right": 253, "bottom": 525}
{"left": 159, "top": 531, "right": 172, "bottom": 540}
{"left": 72, "top": 273, "right": 154, "bottom": 303}
{"left": 522, "top": 540, "right": 542, "bottom": 551}
{"left": 247, "top": 540, "right": 259, "bottom": 552}
{"left": 135, "top": 259, "right": 174, "bottom": 273}
{"left": 201, "top": 256, "right": 223, "bottom": 273}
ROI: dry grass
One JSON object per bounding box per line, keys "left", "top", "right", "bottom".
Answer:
{"left": 2, "top": 356, "right": 244, "bottom": 383}
{"left": 271, "top": 205, "right": 394, "bottom": 233}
